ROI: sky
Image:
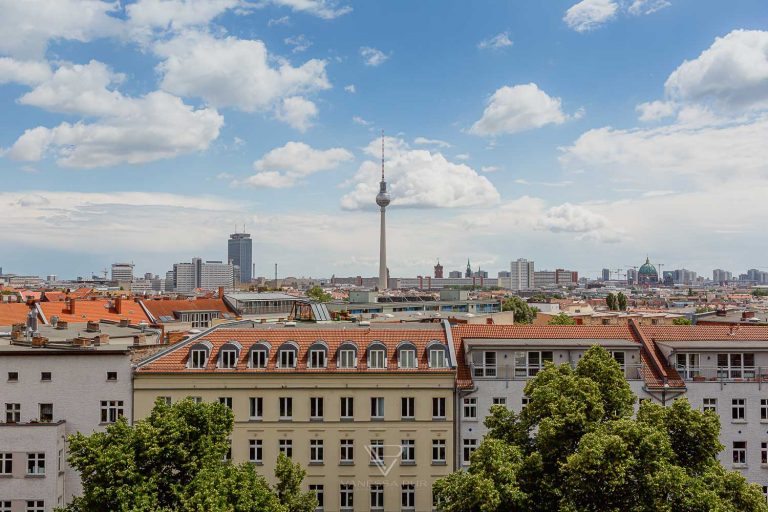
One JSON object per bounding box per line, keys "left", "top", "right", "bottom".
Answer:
{"left": 1, "top": 0, "right": 768, "bottom": 281}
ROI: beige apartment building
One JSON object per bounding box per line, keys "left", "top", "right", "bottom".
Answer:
{"left": 134, "top": 321, "right": 457, "bottom": 512}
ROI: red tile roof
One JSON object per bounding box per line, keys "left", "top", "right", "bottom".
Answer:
{"left": 141, "top": 298, "right": 235, "bottom": 323}
{"left": 0, "top": 303, "right": 33, "bottom": 326}
{"left": 453, "top": 324, "right": 635, "bottom": 339}
{"left": 137, "top": 327, "right": 452, "bottom": 376}
{"left": 641, "top": 325, "right": 768, "bottom": 341}
{"left": 39, "top": 299, "right": 150, "bottom": 325}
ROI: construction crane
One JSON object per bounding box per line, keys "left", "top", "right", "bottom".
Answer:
{"left": 612, "top": 268, "right": 624, "bottom": 281}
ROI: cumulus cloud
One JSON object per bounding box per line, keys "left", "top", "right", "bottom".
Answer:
{"left": 563, "top": 0, "right": 618, "bottom": 32}
{"left": 539, "top": 203, "right": 625, "bottom": 242}
{"left": 627, "top": 0, "right": 671, "bottom": 15}
{"left": 126, "top": 0, "right": 242, "bottom": 38}
{"left": 413, "top": 137, "right": 451, "bottom": 148}
{"left": 636, "top": 100, "right": 678, "bottom": 121}
{"left": 344, "top": 84, "right": 356, "bottom": 93}
{"left": 340, "top": 136, "right": 500, "bottom": 210}
{"left": 352, "top": 116, "right": 372, "bottom": 126}
{"left": 470, "top": 83, "right": 575, "bottom": 136}
{"left": 0, "top": 58, "right": 52, "bottom": 85}
{"left": 284, "top": 34, "right": 312, "bottom": 53}
{"left": 477, "top": 31, "right": 513, "bottom": 50}
{"left": 275, "top": 96, "right": 318, "bottom": 131}
{"left": 360, "top": 47, "right": 390, "bottom": 67}
{"left": 270, "top": 0, "right": 351, "bottom": 19}
{"left": 241, "top": 141, "right": 353, "bottom": 188}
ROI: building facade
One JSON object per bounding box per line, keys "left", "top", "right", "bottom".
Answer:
{"left": 228, "top": 233, "right": 253, "bottom": 284}
{"left": 510, "top": 259, "right": 534, "bottom": 291}
{"left": 110, "top": 263, "right": 134, "bottom": 283}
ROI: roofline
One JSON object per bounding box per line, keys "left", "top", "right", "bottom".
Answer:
{"left": 443, "top": 319, "right": 457, "bottom": 369}
{"left": 137, "top": 299, "right": 156, "bottom": 324}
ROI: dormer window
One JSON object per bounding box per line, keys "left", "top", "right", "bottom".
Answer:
{"left": 427, "top": 340, "right": 449, "bottom": 369}
{"left": 338, "top": 342, "right": 358, "bottom": 369}
{"left": 217, "top": 341, "right": 242, "bottom": 369}
{"left": 277, "top": 342, "right": 298, "bottom": 369}
{"left": 396, "top": 341, "right": 418, "bottom": 369}
{"left": 248, "top": 341, "right": 270, "bottom": 369}
{"left": 188, "top": 341, "right": 212, "bottom": 369}
{"left": 308, "top": 341, "right": 328, "bottom": 369}
{"left": 368, "top": 342, "right": 387, "bottom": 369}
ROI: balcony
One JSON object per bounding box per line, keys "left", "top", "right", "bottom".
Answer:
{"left": 470, "top": 363, "right": 644, "bottom": 380}
{"left": 675, "top": 366, "right": 768, "bottom": 383}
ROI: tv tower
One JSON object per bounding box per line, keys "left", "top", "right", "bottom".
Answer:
{"left": 376, "top": 130, "right": 390, "bottom": 290}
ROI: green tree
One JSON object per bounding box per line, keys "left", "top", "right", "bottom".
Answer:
{"left": 673, "top": 317, "right": 693, "bottom": 325}
{"left": 617, "top": 292, "right": 628, "bottom": 311}
{"left": 547, "top": 313, "right": 576, "bottom": 325}
{"left": 61, "top": 399, "right": 314, "bottom": 512}
{"left": 434, "top": 346, "right": 768, "bottom": 512}
{"left": 606, "top": 292, "right": 618, "bottom": 311}
{"left": 502, "top": 296, "right": 538, "bottom": 324}
{"left": 274, "top": 453, "right": 318, "bottom": 512}
{"left": 305, "top": 286, "right": 332, "bottom": 302}
{"left": 752, "top": 288, "right": 768, "bottom": 297}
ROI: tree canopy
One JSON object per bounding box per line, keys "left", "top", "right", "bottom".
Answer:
{"left": 547, "top": 313, "right": 576, "bottom": 325}
{"left": 433, "top": 346, "right": 767, "bottom": 512}
{"left": 305, "top": 286, "right": 332, "bottom": 302}
{"left": 617, "top": 292, "right": 628, "bottom": 311}
{"left": 673, "top": 317, "right": 693, "bottom": 325}
{"left": 502, "top": 296, "right": 538, "bottom": 324}
{"left": 606, "top": 292, "right": 618, "bottom": 311}
{"left": 61, "top": 399, "right": 316, "bottom": 512}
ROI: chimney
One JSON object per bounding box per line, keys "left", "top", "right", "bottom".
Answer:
{"left": 86, "top": 321, "right": 100, "bottom": 332}
{"left": 119, "top": 318, "right": 130, "bottom": 327}
{"left": 218, "top": 286, "right": 224, "bottom": 298}
{"left": 72, "top": 336, "right": 91, "bottom": 347}
{"left": 69, "top": 298, "right": 76, "bottom": 315}
{"left": 114, "top": 297, "right": 123, "bottom": 314}
{"left": 31, "top": 335, "right": 48, "bottom": 347}
{"left": 133, "top": 334, "right": 146, "bottom": 346}
{"left": 56, "top": 320, "right": 69, "bottom": 330}
{"left": 93, "top": 333, "right": 109, "bottom": 345}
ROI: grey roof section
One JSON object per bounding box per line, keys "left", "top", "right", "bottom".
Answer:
{"left": 0, "top": 321, "right": 161, "bottom": 345}
{"left": 656, "top": 340, "right": 768, "bottom": 351}
{"left": 463, "top": 338, "right": 640, "bottom": 349}
{"left": 225, "top": 292, "right": 299, "bottom": 301}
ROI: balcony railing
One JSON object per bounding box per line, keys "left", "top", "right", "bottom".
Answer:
{"left": 674, "top": 366, "right": 768, "bottom": 382}
{"left": 470, "top": 363, "right": 644, "bottom": 380}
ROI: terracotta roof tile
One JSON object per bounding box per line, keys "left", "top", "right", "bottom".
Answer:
{"left": 453, "top": 324, "right": 636, "bottom": 339}
{"left": 0, "top": 303, "right": 33, "bottom": 326}
{"left": 39, "top": 299, "right": 150, "bottom": 325}
{"left": 641, "top": 325, "right": 768, "bottom": 341}
{"left": 141, "top": 298, "right": 235, "bottom": 323}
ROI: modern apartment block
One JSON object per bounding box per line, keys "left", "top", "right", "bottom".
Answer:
{"left": 509, "top": 258, "right": 534, "bottom": 290}
{"left": 228, "top": 232, "right": 253, "bottom": 284}
{"left": 168, "top": 258, "right": 236, "bottom": 292}
{"left": 134, "top": 322, "right": 457, "bottom": 512}
{"left": 110, "top": 262, "right": 134, "bottom": 283}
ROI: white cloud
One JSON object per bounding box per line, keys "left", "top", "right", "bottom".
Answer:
{"left": 154, "top": 31, "right": 330, "bottom": 117}
{"left": 344, "top": 84, "right": 356, "bottom": 93}
{"left": 0, "top": 58, "right": 52, "bottom": 85}
{"left": 514, "top": 179, "right": 574, "bottom": 187}
{"left": 340, "top": 136, "right": 500, "bottom": 210}
{"left": 480, "top": 165, "right": 500, "bottom": 173}
{"left": 563, "top": 0, "right": 618, "bottom": 32}
{"left": 275, "top": 96, "right": 318, "bottom": 131}
{"left": 664, "top": 29, "right": 768, "bottom": 113}
{"left": 241, "top": 141, "right": 353, "bottom": 188}
{"left": 627, "top": 0, "right": 671, "bottom": 15}
{"left": 539, "top": 203, "right": 625, "bottom": 243}
{"left": 360, "top": 47, "right": 390, "bottom": 67}
{"left": 477, "top": 31, "right": 513, "bottom": 50}
{"left": 413, "top": 137, "right": 451, "bottom": 148}
{"left": 455, "top": 153, "right": 470, "bottom": 160}
{"left": 0, "top": 0, "right": 122, "bottom": 59}
{"left": 125, "top": 0, "right": 242, "bottom": 38}
{"left": 284, "top": 34, "right": 312, "bottom": 53}
{"left": 470, "top": 83, "right": 573, "bottom": 136}
{"left": 352, "top": 116, "right": 372, "bottom": 126}
{"left": 270, "top": 0, "right": 351, "bottom": 19}
{"left": 636, "top": 100, "right": 678, "bottom": 121}
{"left": 268, "top": 15, "right": 291, "bottom": 26}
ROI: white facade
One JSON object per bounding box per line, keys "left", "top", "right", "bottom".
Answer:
{"left": 169, "top": 259, "right": 234, "bottom": 292}
{"left": 510, "top": 259, "right": 534, "bottom": 290}
{"left": 110, "top": 263, "right": 134, "bottom": 283}
{"left": 0, "top": 349, "right": 133, "bottom": 508}
{"left": 199, "top": 261, "right": 234, "bottom": 290}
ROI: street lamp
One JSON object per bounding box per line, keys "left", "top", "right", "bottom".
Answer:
{"left": 662, "top": 379, "right": 670, "bottom": 406}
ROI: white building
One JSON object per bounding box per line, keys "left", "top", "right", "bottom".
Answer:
{"left": 110, "top": 263, "right": 134, "bottom": 283}
{"left": 168, "top": 258, "right": 235, "bottom": 292}
{"left": 509, "top": 258, "right": 534, "bottom": 290}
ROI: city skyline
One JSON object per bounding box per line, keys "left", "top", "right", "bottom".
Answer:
{"left": 1, "top": 1, "right": 768, "bottom": 278}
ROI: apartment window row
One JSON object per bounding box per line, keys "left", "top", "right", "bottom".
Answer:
{"left": 473, "top": 350, "right": 626, "bottom": 378}
{"left": 315, "top": 483, "right": 425, "bottom": 512}
{"left": 186, "top": 339, "right": 451, "bottom": 370}
{"left": 5, "top": 401, "right": 123, "bottom": 424}
{"left": 698, "top": 398, "right": 768, "bottom": 422}
{"left": 6, "top": 371, "right": 58, "bottom": 382}
{"left": 676, "top": 352, "right": 757, "bottom": 380}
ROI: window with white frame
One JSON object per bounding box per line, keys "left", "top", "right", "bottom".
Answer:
{"left": 401, "top": 483, "right": 416, "bottom": 510}
{"left": 432, "top": 397, "right": 446, "bottom": 419}
{"left": 399, "top": 348, "right": 416, "bottom": 369}
{"left": 463, "top": 438, "right": 478, "bottom": 465}
{"left": 733, "top": 441, "right": 747, "bottom": 466}
{"left": 370, "top": 484, "right": 384, "bottom": 510}
{"left": 473, "top": 351, "right": 497, "bottom": 377}
{"left": 492, "top": 397, "right": 507, "bottom": 407}
{"left": 522, "top": 396, "right": 530, "bottom": 407}
{"left": 100, "top": 400, "right": 124, "bottom": 423}
{"left": 703, "top": 398, "right": 717, "bottom": 413}
{"left": 309, "top": 349, "right": 327, "bottom": 368}
{"left": 218, "top": 397, "right": 232, "bottom": 409}
{"left": 0, "top": 453, "right": 11, "bottom": 475}
{"left": 610, "top": 351, "right": 626, "bottom": 369}
{"left": 463, "top": 398, "right": 477, "bottom": 419}
{"left": 279, "top": 349, "right": 296, "bottom": 368}
{"left": 762, "top": 442, "right": 768, "bottom": 465}
{"left": 761, "top": 399, "right": 768, "bottom": 421}
{"left": 732, "top": 398, "right": 746, "bottom": 421}
{"left": 432, "top": 439, "right": 446, "bottom": 464}
{"left": 401, "top": 439, "right": 415, "bottom": 464}
{"left": 763, "top": 486, "right": 768, "bottom": 502}
{"left": 219, "top": 349, "right": 238, "bottom": 368}
{"left": 5, "top": 403, "right": 20, "bottom": 423}
{"left": 340, "top": 439, "right": 354, "bottom": 464}
{"left": 26, "top": 501, "right": 44, "bottom": 512}
{"left": 338, "top": 348, "right": 357, "bottom": 369}
{"left": 188, "top": 396, "right": 203, "bottom": 404}
{"left": 340, "top": 397, "right": 354, "bottom": 420}
{"left": 369, "top": 348, "right": 386, "bottom": 369}
{"left": 189, "top": 348, "right": 208, "bottom": 368}
{"left": 279, "top": 397, "right": 293, "bottom": 420}
{"left": 515, "top": 351, "right": 553, "bottom": 377}
{"left": 249, "top": 439, "right": 263, "bottom": 464}
{"left": 0, "top": 501, "right": 10, "bottom": 512}
{"left": 27, "top": 453, "right": 45, "bottom": 475}
{"left": 310, "top": 484, "right": 324, "bottom": 511}
{"left": 310, "top": 397, "right": 324, "bottom": 420}
{"left": 249, "top": 397, "right": 263, "bottom": 420}
{"left": 39, "top": 403, "right": 53, "bottom": 422}
{"left": 429, "top": 348, "right": 447, "bottom": 369}
{"left": 675, "top": 353, "right": 700, "bottom": 379}
{"left": 718, "top": 353, "right": 756, "bottom": 379}
{"left": 310, "top": 440, "right": 324, "bottom": 464}
{"left": 279, "top": 439, "right": 293, "bottom": 458}
{"left": 369, "top": 440, "right": 384, "bottom": 465}
{"left": 401, "top": 397, "right": 415, "bottom": 419}
{"left": 340, "top": 484, "right": 354, "bottom": 510}
{"left": 371, "top": 397, "right": 384, "bottom": 420}
{"left": 158, "top": 396, "right": 172, "bottom": 406}
{"left": 250, "top": 349, "right": 268, "bottom": 368}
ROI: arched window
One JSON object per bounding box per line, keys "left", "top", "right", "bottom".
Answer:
{"left": 367, "top": 341, "right": 388, "bottom": 369}
{"left": 337, "top": 341, "right": 358, "bottom": 369}
{"left": 426, "top": 340, "right": 449, "bottom": 369}
{"left": 308, "top": 341, "right": 329, "bottom": 368}
{"left": 277, "top": 341, "right": 299, "bottom": 369}
{"left": 218, "top": 341, "right": 242, "bottom": 369}
{"left": 248, "top": 341, "right": 271, "bottom": 369}
{"left": 396, "top": 341, "right": 418, "bottom": 369}
{"left": 187, "top": 340, "right": 212, "bottom": 369}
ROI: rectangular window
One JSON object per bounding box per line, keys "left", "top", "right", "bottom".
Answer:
{"left": 41, "top": 372, "right": 51, "bottom": 381}
{"left": 429, "top": 349, "right": 447, "bottom": 369}
{"left": 340, "top": 484, "right": 354, "bottom": 510}
{"left": 401, "top": 397, "right": 415, "bottom": 419}
{"left": 703, "top": 398, "right": 717, "bottom": 413}
{"left": 369, "top": 349, "right": 386, "bottom": 369}
{"left": 100, "top": 400, "right": 124, "bottom": 423}
{"left": 309, "top": 484, "right": 324, "bottom": 512}
{"left": 39, "top": 403, "right": 53, "bottom": 422}
{"left": 218, "top": 397, "right": 233, "bottom": 409}
{"left": 492, "top": 397, "right": 507, "bottom": 407}
{"left": 370, "top": 484, "right": 384, "bottom": 510}
{"left": 762, "top": 442, "right": 768, "bottom": 465}
{"left": 26, "top": 502, "right": 45, "bottom": 512}
{"left": 310, "top": 440, "right": 324, "bottom": 464}
{"left": 732, "top": 398, "right": 746, "bottom": 421}
{"left": 0, "top": 501, "right": 9, "bottom": 512}
{"left": 432, "top": 397, "right": 446, "bottom": 419}
{"left": 676, "top": 353, "right": 700, "bottom": 379}
{"left": 106, "top": 371, "right": 118, "bottom": 381}
{"left": 251, "top": 350, "right": 267, "bottom": 368}
{"left": 463, "top": 398, "right": 477, "bottom": 419}
{"left": 158, "top": 396, "right": 172, "bottom": 405}
{"left": 733, "top": 441, "right": 747, "bottom": 465}
{"left": 310, "top": 397, "right": 324, "bottom": 420}
{"left": 279, "top": 439, "right": 293, "bottom": 458}
{"left": 0, "top": 453, "right": 12, "bottom": 475}
{"left": 762, "top": 399, "right": 768, "bottom": 421}
{"left": 220, "top": 350, "right": 237, "bottom": 368}
{"left": 340, "top": 439, "right": 354, "bottom": 464}
{"left": 401, "top": 483, "right": 416, "bottom": 510}
{"left": 190, "top": 349, "right": 207, "bottom": 368}
{"left": 223, "top": 440, "right": 232, "bottom": 462}
{"left": 279, "top": 350, "right": 296, "bottom": 368}
{"left": 340, "top": 397, "right": 354, "bottom": 420}
{"left": 249, "top": 439, "right": 263, "bottom": 464}
{"left": 188, "top": 396, "right": 203, "bottom": 404}
{"left": 279, "top": 397, "right": 293, "bottom": 420}
{"left": 27, "top": 453, "right": 45, "bottom": 475}
{"left": 339, "top": 349, "right": 356, "bottom": 369}
{"left": 472, "top": 351, "right": 497, "bottom": 377}
{"left": 371, "top": 397, "right": 384, "bottom": 420}
{"left": 399, "top": 349, "right": 416, "bottom": 369}
{"left": 370, "top": 440, "right": 384, "bottom": 465}
{"left": 515, "top": 351, "right": 553, "bottom": 377}
{"left": 401, "top": 439, "right": 415, "bottom": 464}
{"left": 7, "top": 372, "right": 18, "bottom": 382}
{"left": 5, "top": 403, "right": 20, "bottom": 423}
{"left": 717, "top": 353, "right": 756, "bottom": 379}
{"left": 309, "top": 350, "right": 327, "bottom": 368}
{"left": 249, "top": 397, "right": 263, "bottom": 420}
{"left": 432, "top": 439, "right": 446, "bottom": 464}
{"left": 522, "top": 396, "right": 530, "bottom": 407}
{"left": 463, "top": 439, "right": 478, "bottom": 465}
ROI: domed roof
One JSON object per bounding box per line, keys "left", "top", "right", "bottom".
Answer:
{"left": 638, "top": 257, "right": 657, "bottom": 275}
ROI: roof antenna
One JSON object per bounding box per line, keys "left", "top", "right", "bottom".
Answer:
{"left": 381, "top": 129, "right": 385, "bottom": 181}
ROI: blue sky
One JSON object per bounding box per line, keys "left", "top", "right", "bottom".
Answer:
{"left": 1, "top": 0, "right": 768, "bottom": 280}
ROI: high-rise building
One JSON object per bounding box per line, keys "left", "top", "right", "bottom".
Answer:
{"left": 510, "top": 258, "right": 534, "bottom": 290}
{"left": 713, "top": 269, "right": 733, "bottom": 283}
{"left": 228, "top": 232, "right": 253, "bottom": 284}
{"left": 448, "top": 270, "right": 462, "bottom": 278}
{"left": 111, "top": 263, "right": 134, "bottom": 283}
{"left": 168, "top": 258, "right": 234, "bottom": 292}
{"left": 376, "top": 133, "right": 390, "bottom": 290}
{"left": 602, "top": 268, "right": 611, "bottom": 281}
